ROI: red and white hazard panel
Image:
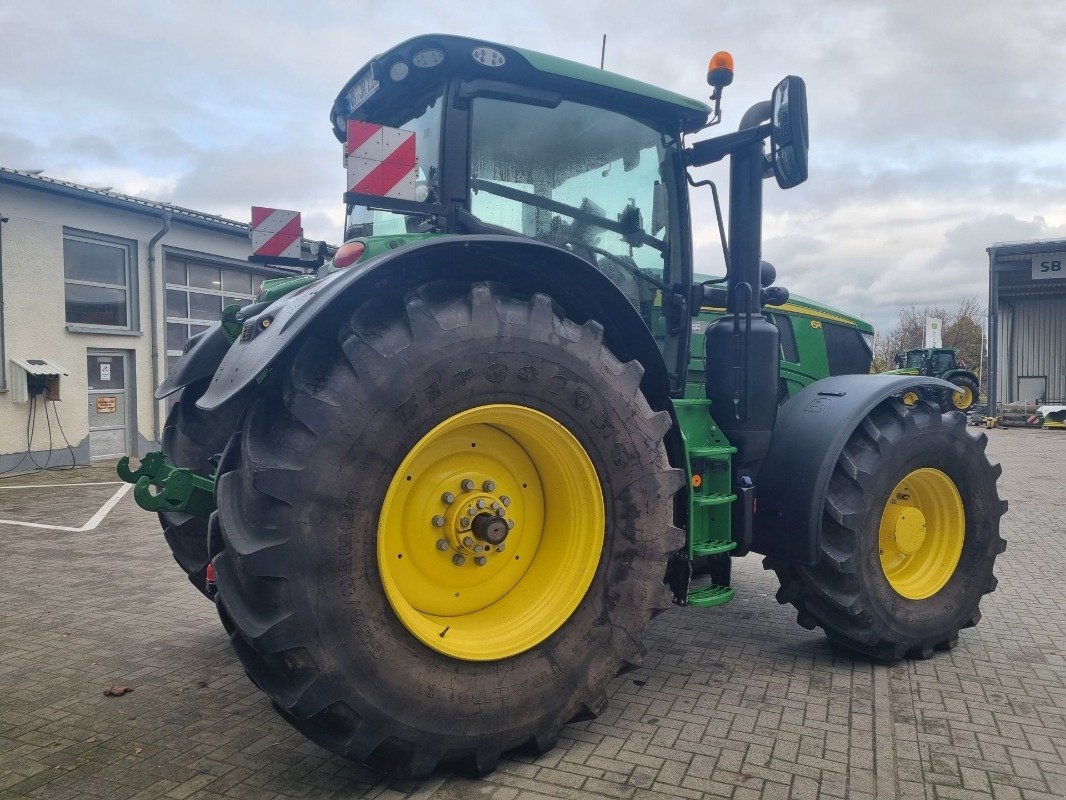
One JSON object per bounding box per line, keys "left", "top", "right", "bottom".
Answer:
{"left": 346, "top": 120, "right": 417, "bottom": 200}
{"left": 250, "top": 207, "right": 302, "bottom": 259}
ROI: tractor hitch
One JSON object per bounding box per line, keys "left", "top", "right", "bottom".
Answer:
{"left": 117, "top": 451, "right": 216, "bottom": 518}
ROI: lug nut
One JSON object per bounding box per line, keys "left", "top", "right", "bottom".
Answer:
{"left": 467, "top": 506, "right": 476, "bottom": 517}
{"left": 506, "top": 519, "right": 515, "bottom": 530}
{"left": 432, "top": 515, "right": 446, "bottom": 527}
{"left": 460, "top": 479, "right": 474, "bottom": 492}
{"left": 475, "top": 556, "right": 487, "bottom": 566}
{"left": 500, "top": 496, "right": 510, "bottom": 506}
{"left": 463, "top": 536, "right": 474, "bottom": 548}
{"left": 459, "top": 516, "right": 471, "bottom": 528}
{"left": 452, "top": 553, "right": 466, "bottom": 566}
{"left": 476, "top": 498, "right": 488, "bottom": 509}
{"left": 496, "top": 542, "right": 506, "bottom": 552}
{"left": 436, "top": 539, "right": 449, "bottom": 551}
{"left": 496, "top": 508, "right": 506, "bottom": 517}
{"left": 441, "top": 492, "right": 455, "bottom": 504}
{"left": 492, "top": 501, "right": 502, "bottom": 511}
{"left": 482, "top": 480, "right": 496, "bottom": 492}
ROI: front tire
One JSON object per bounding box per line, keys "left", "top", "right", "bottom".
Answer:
{"left": 940, "top": 374, "right": 979, "bottom": 413}
{"left": 212, "top": 282, "right": 683, "bottom": 776}
{"left": 766, "top": 401, "right": 1006, "bottom": 661}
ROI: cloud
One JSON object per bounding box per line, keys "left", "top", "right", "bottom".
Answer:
{"left": 1, "top": 0, "right": 1064, "bottom": 330}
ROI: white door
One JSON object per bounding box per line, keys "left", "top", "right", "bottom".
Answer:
{"left": 87, "top": 351, "right": 132, "bottom": 460}
{"left": 1017, "top": 376, "right": 1047, "bottom": 405}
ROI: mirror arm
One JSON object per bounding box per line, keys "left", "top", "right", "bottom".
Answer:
{"left": 685, "top": 122, "right": 771, "bottom": 168}
{"left": 739, "top": 100, "right": 773, "bottom": 129}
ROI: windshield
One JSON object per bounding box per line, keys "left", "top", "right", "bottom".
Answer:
{"left": 344, "top": 87, "right": 444, "bottom": 238}
{"left": 468, "top": 97, "right": 678, "bottom": 323}
{"left": 906, "top": 351, "right": 925, "bottom": 369}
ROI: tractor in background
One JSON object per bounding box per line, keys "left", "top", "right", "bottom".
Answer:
{"left": 119, "top": 35, "right": 1004, "bottom": 778}
{"left": 886, "top": 347, "right": 981, "bottom": 412}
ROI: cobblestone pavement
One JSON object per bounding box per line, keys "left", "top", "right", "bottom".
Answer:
{"left": 1, "top": 428, "right": 1063, "bottom": 799}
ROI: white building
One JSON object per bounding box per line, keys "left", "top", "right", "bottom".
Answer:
{"left": 0, "top": 168, "right": 319, "bottom": 473}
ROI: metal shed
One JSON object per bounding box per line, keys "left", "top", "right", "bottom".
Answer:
{"left": 987, "top": 238, "right": 1066, "bottom": 409}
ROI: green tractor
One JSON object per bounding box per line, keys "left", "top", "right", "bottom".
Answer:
{"left": 119, "top": 35, "right": 1004, "bottom": 777}
{"left": 886, "top": 347, "right": 981, "bottom": 412}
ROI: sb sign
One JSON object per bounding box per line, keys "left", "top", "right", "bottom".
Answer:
{"left": 1032, "top": 253, "right": 1065, "bottom": 280}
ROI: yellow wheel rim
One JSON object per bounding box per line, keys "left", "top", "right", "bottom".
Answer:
{"left": 901, "top": 391, "right": 919, "bottom": 407}
{"left": 952, "top": 385, "right": 973, "bottom": 409}
{"left": 377, "top": 404, "right": 604, "bottom": 661}
{"left": 878, "top": 468, "right": 965, "bottom": 599}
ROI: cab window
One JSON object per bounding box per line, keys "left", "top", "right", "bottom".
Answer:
{"left": 467, "top": 96, "right": 678, "bottom": 325}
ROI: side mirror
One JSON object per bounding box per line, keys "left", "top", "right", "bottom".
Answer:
{"left": 770, "top": 76, "right": 808, "bottom": 189}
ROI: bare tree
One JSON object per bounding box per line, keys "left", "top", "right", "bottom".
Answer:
{"left": 872, "top": 298, "right": 985, "bottom": 375}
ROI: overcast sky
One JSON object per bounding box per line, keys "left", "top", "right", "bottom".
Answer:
{"left": 2, "top": 1, "right": 1064, "bottom": 329}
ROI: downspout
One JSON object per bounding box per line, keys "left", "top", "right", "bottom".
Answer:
{"left": 986, "top": 247, "right": 997, "bottom": 413}
{"left": 147, "top": 212, "right": 171, "bottom": 444}
{"left": 0, "top": 212, "right": 8, "bottom": 392}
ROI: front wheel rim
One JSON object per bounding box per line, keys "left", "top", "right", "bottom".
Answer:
{"left": 952, "top": 385, "right": 974, "bottom": 409}
{"left": 878, "top": 468, "right": 965, "bottom": 599}
{"left": 377, "top": 404, "right": 605, "bottom": 661}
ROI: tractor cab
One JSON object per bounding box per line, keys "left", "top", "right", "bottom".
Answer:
{"left": 905, "top": 347, "right": 958, "bottom": 376}
{"left": 330, "top": 35, "right": 710, "bottom": 372}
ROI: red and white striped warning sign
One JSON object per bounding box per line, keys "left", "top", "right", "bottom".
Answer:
{"left": 250, "top": 207, "right": 302, "bottom": 259}
{"left": 346, "top": 120, "right": 417, "bottom": 200}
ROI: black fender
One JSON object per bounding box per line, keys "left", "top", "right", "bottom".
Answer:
{"left": 155, "top": 301, "right": 272, "bottom": 399}
{"left": 155, "top": 322, "right": 232, "bottom": 399}
{"left": 751, "top": 373, "right": 959, "bottom": 565}
{"left": 197, "top": 235, "right": 672, "bottom": 412}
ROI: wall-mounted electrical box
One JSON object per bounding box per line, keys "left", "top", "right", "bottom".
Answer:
{"left": 10, "top": 358, "right": 69, "bottom": 403}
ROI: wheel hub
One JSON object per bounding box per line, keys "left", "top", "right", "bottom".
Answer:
{"left": 436, "top": 480, "right": 514, "bottom": 562}
{"left": 888, "top": 505, "right": 927, "bottom": 555}
{"left": 472, "top": 512, "right": 509, "bottom": 545}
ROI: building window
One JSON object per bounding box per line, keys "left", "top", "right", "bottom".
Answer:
{"left": 64, "top": 230, "right": 136, "bottom": 329}
{"left": 164, "top": 257, "right": 257, "bottom": 378}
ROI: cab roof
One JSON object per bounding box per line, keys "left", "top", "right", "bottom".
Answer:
{"left": 330, "top": 34, "right": 711, "bottom": 140}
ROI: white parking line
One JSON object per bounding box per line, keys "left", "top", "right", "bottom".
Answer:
{"left": 0, "top": 481, "right": 124, "bottom": 491}
{"left": 0, "top": 483, "right": 133, "bottom": 531}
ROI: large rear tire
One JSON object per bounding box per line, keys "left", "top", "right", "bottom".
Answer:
{"left": 158, "top": 378, "right": 243, "bottom": 596}
{"left": 212, "top": 282, "right": 683, "bottom": 776}
{"left": 766, "top": 401, "right": 1006, "bottom": 661}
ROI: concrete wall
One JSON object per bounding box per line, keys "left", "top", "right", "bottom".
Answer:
{"left": 0, "top": 182, "right": 261, "bottom": 472}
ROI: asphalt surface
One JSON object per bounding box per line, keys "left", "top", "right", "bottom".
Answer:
{"left": 0, "top": 427, "right": 1063, "bottom": 799}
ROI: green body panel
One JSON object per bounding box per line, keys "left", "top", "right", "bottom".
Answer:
{"left": 117, "top": 451, "right": 216, "bottom": 518}
{"left": 686, "top": 300, "right": 863, "bottom": 401}
{"left": 511, "top": 45, "right": 710, "bottom": 119}
{"left": 333, "top": 35, "right": 710, "bottom": 137}
{"left": 670, "top": 398, "right": 738, "bottom": 607}
{"left": 257, "top": 274, "right": 316, "bottom": 304}
{"left": 324, "top": 233, "right": 440, "bottom": 276}
{"left": 220, "top": 303, "right": 244, "bottom": 342}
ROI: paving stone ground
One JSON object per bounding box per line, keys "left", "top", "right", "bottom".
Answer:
{"left": 0, "top": 428, "right": 1063, "bottom": 799}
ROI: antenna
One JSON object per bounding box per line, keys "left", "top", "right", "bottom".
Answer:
{"left": 600, "top": 34, "right": 606, "bottom": 69}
